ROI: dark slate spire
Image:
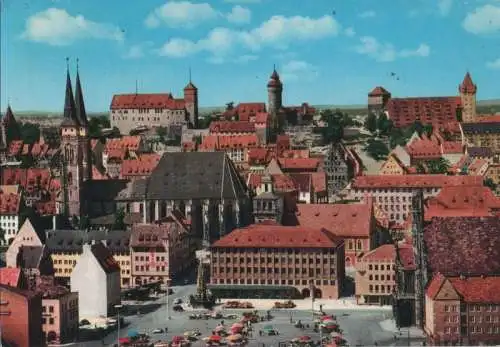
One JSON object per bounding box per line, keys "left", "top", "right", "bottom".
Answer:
{"left": 62, "top": 58, "right": 78, "bottom": 127}
{"left": 74, "top": 59, "right": 88, "bottom": 127}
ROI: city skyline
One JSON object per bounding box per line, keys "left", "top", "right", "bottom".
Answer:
{"left": 1, "top": 0, "right": 500, "bottom": 112}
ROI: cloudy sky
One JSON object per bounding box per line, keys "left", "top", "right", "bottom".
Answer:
{"left": 1, "top": 0, "right": 500, "bottom": 112}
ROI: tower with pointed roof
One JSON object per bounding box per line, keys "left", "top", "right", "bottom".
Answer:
{"left": 0, "top": 105, "right": 21, "bottom": 157}
{"left": 267, "top": 66, "right": 283, "bottom": 117}
{"left": 459, "top": 72, "right": 477, "bottom": 123}
{"left": 183, "top": 69, "right": 199, "bottom": 128}
{"left": 59, "top": 59, "right": 91, "bottom": 217}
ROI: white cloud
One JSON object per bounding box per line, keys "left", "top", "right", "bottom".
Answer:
{"left": 344, "top": 27, "right": 356, "bottom": 37}
{"left": 21, "top": 8, "right": 124, "bottom": 46}
{"left": 234, "top": 54, "right": 259, "bottom": 63}
{"left": 358, "top": 11, "right": 376, "bottom": 18}
{"left": 438, "top": 0, "right": 453, "bottom": 16}
{"left": 145, "top": 1, "right": 219, "bottom": 28}
{"left": 281, "top": 60, "right": 318, "bottom": 82}
{"left": 355, "top": 36, "right": 430, "bottom": 62}
{"left": 486, "top": 58, "right": 500, "bottom": 69}
{"left": 224, "top": 0, "right": 260, "bottom": 3}
{"left": 158, "top": 14, "right": 339, "bottom": 62}
{"left": 227, "top": 5, "right": 251, "bottom": 24}
{"left": 123, "top": 42, "right": 154, "bottom": 59}
{"left": 463, "top": 4, "right": 500, "bottom": 34}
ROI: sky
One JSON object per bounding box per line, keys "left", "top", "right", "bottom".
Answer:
{"left": 1, "top": 0, "right": 500, "bottom": 112}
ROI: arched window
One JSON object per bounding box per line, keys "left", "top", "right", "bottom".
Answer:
{"left": 67, "top": 173, "right": 73, "bottom": 185}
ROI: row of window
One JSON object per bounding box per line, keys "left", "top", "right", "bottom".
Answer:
{"left": 213, "top": 267, "right": 335, "bottom": 275}
{"left": 212, "top": 278, "right": 336, "bottom": 286}
{"left": 216, "top": 257, "right": 335, "bottom": 264}
{"left": 134, "top": 255, "right": 166, "bottom": 262}
{"left": 368, "top": 284, "right": 394, "bottom": 293}
{"left": 134, "top": 265, "right": 166, "bottom": 272}
{"left": 368, "top": 264, "right": 395, "bottom": 271}
{"left": 368, "top": 274, "right": 396, "bottom": 281}
{"left": 470, "top": 315, "right": 500, "bottom": 323}
{"left": 445, "top": 304, "right": 500, "bottom": 312}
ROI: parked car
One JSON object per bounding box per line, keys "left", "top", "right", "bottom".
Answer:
{"left": 173, "top": 305, "right": 184, "bottom": 312}
{"left": 152, "top": 328, "right": 164, "bottom": 334}
{"left": 174, "top": 298, "right": 183, "bottom": 305}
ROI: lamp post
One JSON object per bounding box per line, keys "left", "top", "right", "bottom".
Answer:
{"left": 166, "top": 278, "right": 171, "bottom": 320}
{"left": 115, "top": 304, "right": 123, "bottom": 347}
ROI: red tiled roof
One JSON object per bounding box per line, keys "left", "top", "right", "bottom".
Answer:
{"left": 278, "top": 158, "right": 320, "bottom": 171}
{"left": 247, "top": 173, "right": 297, "bottom": 192}
{"left": 106, "top": 136, "right": 141, "bottom": 151}
{"left": 209, "top": 121, "right": 256, "bottom": 134}
{"left": 425, "top": 185, "right": 500, "bottom": 220}
{"left": 232, "top": 103, "right": 267, "bottom": 122}
{"left": 369, "top": 86, "right": 391, "bottom": 97}
{"left": 397, "top": 244, "right": 416, "bottom": 270}
{"left": 248, "top": 147, "right": 275, "bottom": 165}
{"left": 405, "top": 135, "right": 441, "bottom": 159}
{"left": 199, "top": 134, "right": 259, "bottom": 151}
{"left": 106, "top": 148, "right": 127, "bottom": 161}
{"left": 441, "top": 141, "right": 463, "bottom": 154}
{"left": 92, "top": 166, "right": 110, "bottom": 180}
{"left": 285, "top": 103, "right": 317, "bottom": 117}
{"left": 0, "top": 191, "right": 20, "bottom": 215}
{"left": 121, "top": 154, "right": 161, "bottom": 177}
{"left": 459, "top": 72, "right": 476, "bottom": 94}
{"left": 424, "top": 217, "right": 500, "bottom": 276}
{"left": 7, "top": 140, "right": 23, "bottom": 156}
{"left": 276, "top": 135, "right": 290, "bottom": 148}
{"left": 476, "top": 115, "right": 500, "bottom": 123}
{"left": 289, "top": 173, "right": 311, "bottom": 192}
{"left": 352, "top": 174, "right": 482, "bottom": 189}
{"left": 427, "top": 272, "right": 500, "bottom": 303}
{"left": 291, "top": 202, "right": 373, "bottom": 238}
{"left": 311, "top": 172, "right": 327, "bottom": 193}
{"left": 254, "top": 112, "right": 270, "bottom": 124}
{"left": 281, "top": 149, "right": 310, "bottom": 159}
{"left": 360, "top": 244, "right": 395, "bottom": 262}
{"left": 1, "top": 168, "right": 52, "bottom": 190}
{"left": 33, "top": 200, "right": 56, "bottom": 216}
{"left": 110, "top": 93, "right": 185, "bottom": 110}
{"left": 386, "top": 96, "right": 461, "bottom": 131}
{"left": 0, "top": 268, "right": 22, "bottom": 287}
{"left": 212, "top": 224, "right": 342, "bottom": 248}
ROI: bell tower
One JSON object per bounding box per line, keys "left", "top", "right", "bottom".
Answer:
{"left": 459, "top": 72, "right": 477, "bottom": 123}
{"left": 184, "top": 68, "right": 199, "bottom": 128}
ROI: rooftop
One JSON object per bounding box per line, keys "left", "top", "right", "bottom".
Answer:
{"left": 0, "top": 268, "right": 22, "bottom": 287}
{"left": 110, "top": 93, "right": 185, "bottom": 110}
{"left": 359, "top": 244, "right": 396, "bottom": 262}
{"left": 424, "top": 217, "right": 500, "bottom": 276}
{"left": 212, "top": 224, "right": 342, "bottom": 249}
{"left": 427, "top": 273, "right": 500, "bottom": 303}
{"left": 352, "top": 174, "right": 482, "bottom": 189}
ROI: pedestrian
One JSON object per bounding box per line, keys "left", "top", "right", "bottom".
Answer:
{"left": 259, "top": 330, "right": 262, "bottom": 336}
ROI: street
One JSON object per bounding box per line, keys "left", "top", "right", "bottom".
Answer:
{"left": 75, "top": 284, "right": 425, "bottom": 347}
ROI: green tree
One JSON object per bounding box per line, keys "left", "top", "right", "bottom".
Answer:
{"left": 364, "top": 139, "right": 389, "bottom": 161}
{"left": 156, "top": 126, "right": 168, "bottom": 142}
{"left": 19, "top": 122, "right": 40, "bottom": 145}
{"left": 416, "top": 163, "right": 426, "bottom": 174}
{"left": 423, "top": 124, "right": 434, "bottom": 137}
{"left": 79, "top": 215, "right": 90, "bottom": 230}
{"left": 425, "top": 158, "right": 451, "bottom": 174}
{"left": 321, "top": 110, "right": 345, "bottom": 144}
{"left": 484, "top": 178, "right": 497, "bottom": 191}
{"left": 411, "top": 121, "right": 424, "bottom": 136}
{"left": 364, "top": 113, "right": 377, "bottom": 133}
{"left": 376, "top": 114, "right": 393, "bottom": 136}
{"left": 112, "top": 208, "right": 126, "bottom": 230}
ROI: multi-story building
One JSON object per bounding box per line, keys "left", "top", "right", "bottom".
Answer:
{"left": 355, "top": 244, "right": 396, "bottom": 305}
{"left": 120, "top": 153, "right": 161, "bottom": 180}
{"left": 45, "top": 229, "right": 131, "bottom": 288}
{"left": 0, "top": 185, "right": 21, "bottom": 245}
{"left": 199, "top": 134, "right": 260, "bottom": 171}
{"left": 424, "top": 273, "right": 500, "bottom": 346}
{"left": 0, "top": 105, "right": 21, "bottom": 163}
{"left": 286, "top": 201, "right": 377, "bottom": 267}
{"left": 6, "top": 218, "right": 44, "bottom": 267}
{"left": 209, "top": 224, "right": 345, "bottom": 299}
{"left": 130, "top": 212, "right": 193, "bottom": 287}
{"left": 252, "top": 174, "right": 286, "bottom": 224}
{"left": 0, "top": 284, "right": 44, "bottom": 347}
{"left": 110, "top": 81, "right": 198, "bottom": 135}
{"left": 70, "top": 242, "right": 121, "bottom": 319}
{"left": 462, "top": 122, "right": 500, "bottom": 153}
{"left": 485, "top": 162, "right": 500, "bottom": 185}
{"left": 323, "top": 142, "right": 357, "bottom": 198}
{"left": 16, "top": 245, "right": 55, "bottom": 290}
{"left": 349, "top": 175, "right": 483, "bottom": 223}
{"left": 39, "top": 276, "right": 79, "bottom": 345}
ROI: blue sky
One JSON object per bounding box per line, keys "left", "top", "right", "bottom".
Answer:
{"left": 1, "top": 0, "right": 500, "bottom": 112}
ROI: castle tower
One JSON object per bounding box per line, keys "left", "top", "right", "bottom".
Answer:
{"left": 459, "top": 72, "right": 477, "bottom": 123}
{"left": 183, "top": 69, "right": 199, "bottom": 128}
{"left": 60, "top": 60, "right": 89, "bottom": 217}
{"left": 74, "top": 61, "right": 92, "bottom": 181}
{"left": 267, "top": 66, "right": 283, "bottom": 116}
{"left": 0, "top": 104, "right": 21, "bottom": 151}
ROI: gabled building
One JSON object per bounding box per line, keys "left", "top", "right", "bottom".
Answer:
{"left": 70, "top": 242, "right": 121, "bottom": 319}
{"left": 323, "top": 143, "right": 355, "bottom": 197}
{"left": 16, "top": 245, "right": 55, "bottom": 291}
{"left": 6, "top": 218, "right": 44, "bottom": 268}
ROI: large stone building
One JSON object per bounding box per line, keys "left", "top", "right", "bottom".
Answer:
{"left": 110, "top": 80, "right": 198, "bottom": 135}
{"left": 424, "top": 273, "right": 500, "bottom": 346}
{"left": 115, "top": 152, "right": 251, "bottom": 243}
{"left": 209, "top": 224, "right": 345, "bottom": 299}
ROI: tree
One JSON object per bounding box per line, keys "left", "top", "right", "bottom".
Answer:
{"left": 156, "top": 126, "right": 168, "bottom": 142}
{"left": 321, "top": 110, "right": 345, "bottom": 144}
{"left": 423, "top": 124, "right": 433, "bottom": 137}
{"left": 416, "top": 163, "right": 426, "bottom": 174}
{"left": 425, "top": 158, "right": 451, "bottom": 174}
{"left": 364, "top": 113, "right": 377, "bottom": 133}
{"left": 79, "top": 215, "right": 90, "bottom": 230}
{"left": 0, "top": 227, "right": 5, "bottom": 245}
{"left": 411, "top": 121, "right": 424, "bottom": 136}
{"left": 19, "top": 122, "right": 40, "bottom": 145}
{"left": 484, "top": 178, "right": 497, "bottom": 191}
{"left": 112, "top": 208, "right": 125, "bottom": 230}
{"left": 376, "top": 114, "right": 393, "bottom": 136}
{"left": 364, "top": 139, "right": 389, "bottom": 161}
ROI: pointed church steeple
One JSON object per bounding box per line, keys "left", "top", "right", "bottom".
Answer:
{"left": 459, "top": 71, "right": 477, "bottom": 94}
{"left": 62, "top": 58, "right": 78, "bottom": 127}
{"left": 74, "top": 59, "right": 88, "bottom": 127}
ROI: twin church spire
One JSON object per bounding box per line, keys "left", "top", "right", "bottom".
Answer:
{"left": 62, "top": 58, "right": 88, "bottom": 128}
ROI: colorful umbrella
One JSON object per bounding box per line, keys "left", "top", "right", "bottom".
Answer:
{"left": 209, "top": 335, "right": 222, "bottom": 342}
{"left": 119, "top": 337, "right": 130, "bottom": 344}
{"left": 172, "top": 336, "right": 184, "bottom": 343}
{"left": 299, "top": 336, "right": 312, "bottom": 342}
{"left": 227, "top": 334, "right": 243, "bottom": 341}
{"left": 231, "top": 323, "right": 244, "bottom": 329}
{"left": 231, "top": 326, "right": 243, "bottom": 333}
{"left": 127, "top": 329, "right": 139, "bottom": 338}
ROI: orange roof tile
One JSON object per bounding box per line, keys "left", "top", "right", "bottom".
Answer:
{"left": 281, "top": 149, "right": 310, "bottom": 159}
{"left": 248, "top": 147, "right": 275, "bottom": 165}
{"left": 369, "top": 86, "right": 391, "bottom": 97}
{"left": 360, "top": 244, "right": 395, "bottom": 262}
{"left": 105, "top": 136, "right": 141, "bottom": 151}
{"left": 121, "top": 153, "right": 161, "bottom": 178}
{"left": 278, "top": 157, "right": 320, "bottom": 171}
{"left": 212, "top": 224, "right": 342, "bottom": 248}
{"left": 7, "top": 140, "right": 23, "bottom": 156}
{"left": 200, "top": 134, "right": 259, "bottom": 151}
{"left": 406, "top": 135, "right": 441, "bottom": 159}
{"left": 247, "top": 173, "right": 297, "bottom": 192}
{"left": 92, "top": 166, "right": 110, "bottom": 180}
{"left": 0, "top": 268, "right": 22, "bottom": 287}
{"left": 441, "top": 141, "right": 463, "bottom": 154}
{"left": 311, "top": 172, "right": 327, "bottom": 193}
{"left": 209, "top": 121, "right": 256, "bottom": 134}
{"left": 33, "top": 200, "right": 57, "bottom": 216}
{"left": 111, "top": 93, "right": 185, "bottom": 110}
{"left": 291, "top": 202, "right": 373, "bottom": 238}
{"left": 397, "top": 244, "right": 416, "bottom": 270}
{"left": 449, "top": 276, "right": 500, "bottom": 302}
{"left": 254, "top": 111, "right": 270, "bottom": 123}
{"left": 352, "top": 174, "right": 482, "bottom": 189}
{"left": 0, "top": 192, "right": 21, "bottom": 215}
